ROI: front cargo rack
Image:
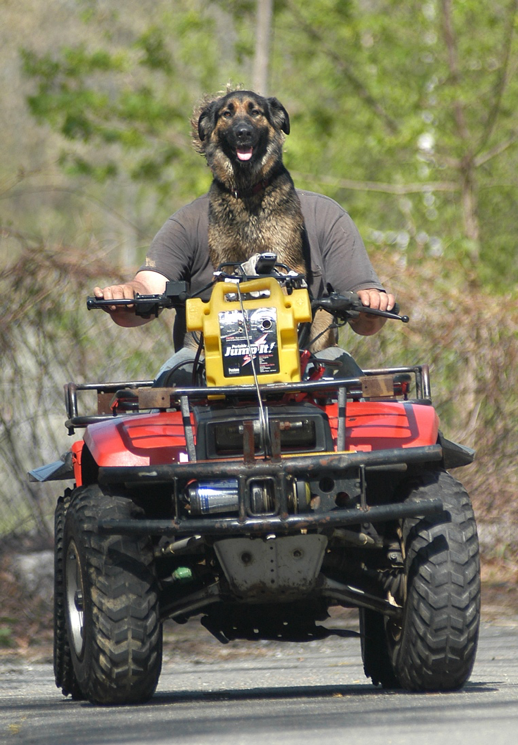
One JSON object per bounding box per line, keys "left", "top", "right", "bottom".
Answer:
{"left": 63, "top": 364, "right": 432, "bottom": 434}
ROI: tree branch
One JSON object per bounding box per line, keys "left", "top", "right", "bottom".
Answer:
{"left": 440, "top": 0, "right": 470, "bottom": 143}
{"left": 290, "top": 172, "right": 459, "bottom": 194}
{"left": 285, "top": 0, "right": 399, "bottom": 135}
{"left": 474, "top": 131, "right": 518, "bottom": 168}
{"left": 476, "top": 0, "right": 518, "bottom": 155}
{"left": 0, "top": 185, "right": 147, "bottom": 239}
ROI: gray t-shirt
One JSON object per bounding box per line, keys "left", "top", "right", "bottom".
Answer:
{"left": 141, "top": 190, "right": 384, "bottom": 347}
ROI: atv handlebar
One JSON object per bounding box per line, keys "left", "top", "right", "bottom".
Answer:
{"left": 87, "top": 274, "right": 408, "bottom": 324}
{"left": 86, "top": 281, "right": 190, "bottom": 318}
{"left": 311, "top": 291, "right": 409, "bottom": 324}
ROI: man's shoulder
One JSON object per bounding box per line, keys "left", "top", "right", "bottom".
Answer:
{"left": 150, "top": 193, "right": 209, "bottom": 254}
{"left": 296, "top": 189, "right": 348, "bottom": 213}
{"left": 155, "top": 194, "right": 209, "bottom": 245}
{"left": 169, "top": 193, "right": 209, "bottom": 223}
{"left": 295, "top": 189, "right": 350, "bottom": 227}
{"left": 296, "top": 189, "right": 339, "bottom": 204}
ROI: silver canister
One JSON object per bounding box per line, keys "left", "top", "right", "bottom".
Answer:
{"left": 188, "top": 479, "right": 240, "bottom": 515}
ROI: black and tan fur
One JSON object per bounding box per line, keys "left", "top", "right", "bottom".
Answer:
{"left": 194, "top": 89, "right": 333, "bottom": 350}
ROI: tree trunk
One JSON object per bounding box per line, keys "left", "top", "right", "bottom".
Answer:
{"left": 460, "top": 158, "right": 480, "bottom": 259}
{"left": 253, "top": 0, "right": 273, "bottom": 95}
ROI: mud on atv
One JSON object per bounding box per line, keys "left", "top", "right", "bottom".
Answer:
{"left": 31, "top": 255, "right": 480, "bottom": 704}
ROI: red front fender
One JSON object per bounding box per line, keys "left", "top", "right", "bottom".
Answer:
{"left": 84, "top": 410, "right": 189, "bottom": 468}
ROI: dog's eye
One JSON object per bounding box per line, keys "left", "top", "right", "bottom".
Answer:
{"left": 221, "top": 110, "right": 233, "bottom": 120}
{"left": 250, "top": 108, "right": 262, "bottom": 118}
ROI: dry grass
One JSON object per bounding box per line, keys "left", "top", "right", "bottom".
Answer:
{"left": 347, "top": 249, "right": 518, "bottom": 525}
{"left": 0, "top": 551, "right": 53, "bottom": 660}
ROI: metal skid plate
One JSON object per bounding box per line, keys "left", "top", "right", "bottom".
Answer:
{"left": 214, "top": 534, "right": 328, "bottom": 601}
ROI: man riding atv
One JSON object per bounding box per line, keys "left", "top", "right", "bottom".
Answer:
{"left": 94, "top": 89, "right": 394, "bottom": 381}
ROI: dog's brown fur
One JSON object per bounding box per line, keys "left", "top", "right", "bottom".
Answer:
{"left": 195, "top": 89, "right": 333, "bottom": 350}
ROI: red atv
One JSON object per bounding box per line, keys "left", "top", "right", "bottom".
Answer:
{"left": 31, "top": 254, "right": 480, "bottom": 704}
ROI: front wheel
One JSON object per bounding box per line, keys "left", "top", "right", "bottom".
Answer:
{"left": 63, "top": 485, "right": 162, "bottom": 704}
{"left": 363, "top": 469, "right": 480, "bottom": 691}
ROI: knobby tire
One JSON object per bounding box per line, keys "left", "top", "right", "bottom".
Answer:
{"left": 63, "top": 485, "right": 162, "bottom": 704}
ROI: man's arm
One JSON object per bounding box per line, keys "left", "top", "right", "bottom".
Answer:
{"left": 93, "top": 270, "right": 168, "bottom": 328}
{"left": 300, "top": 194, "right": 395, "bottom": 337}
{"left": 349, "top": 288, "right": 396, "bottom": 336}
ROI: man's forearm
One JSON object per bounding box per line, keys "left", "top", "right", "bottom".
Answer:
{"left": 93, "top": 271, "right": 168, "bottom": 328}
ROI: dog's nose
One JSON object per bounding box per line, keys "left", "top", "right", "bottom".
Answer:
{"left": 234, "top": 122, "right": 253, "bottom": 143}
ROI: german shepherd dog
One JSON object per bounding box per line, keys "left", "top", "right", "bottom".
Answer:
{"left": 194, "top": 89, "right": 333, "bottom": 350}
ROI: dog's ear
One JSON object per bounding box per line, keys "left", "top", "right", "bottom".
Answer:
{"left": 266, "top": 97, "right": 290, "bottom": 135}
{"left": 198, "top": 101, "right": 217, "bottom": 142}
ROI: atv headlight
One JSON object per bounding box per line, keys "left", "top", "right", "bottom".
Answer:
{"left": 212, "top": 419, "right": 316, "bottom": 455}
{"left": 194, "top": 404, "right": 333, "bottom": 460}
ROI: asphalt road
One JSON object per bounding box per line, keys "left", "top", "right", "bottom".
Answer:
{"left": 2, "top": 620, "right": 518, "bottom": 745}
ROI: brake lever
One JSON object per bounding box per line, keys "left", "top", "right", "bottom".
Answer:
{"left": 312, "top": 293, "right": 409, "bottom": 324}
{"left": 361, "top": 305, "right": 410, "bottom": 323}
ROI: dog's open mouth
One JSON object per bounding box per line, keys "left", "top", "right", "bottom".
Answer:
{"left": 237, "top": 146, "right": 253, "bottom": 162}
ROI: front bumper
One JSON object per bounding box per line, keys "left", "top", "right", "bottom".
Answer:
{"left": 98, "top": 444, "right": 444, "bottom": 536}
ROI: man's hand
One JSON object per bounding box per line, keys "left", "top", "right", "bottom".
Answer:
{"left": 93, "top": 271, "right": 168, "bottom": 328}
{"left": 349, "top": 288, "right": 396, "bottom": 336}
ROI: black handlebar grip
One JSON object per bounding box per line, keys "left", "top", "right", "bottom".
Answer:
{"left": 86, "top": 296, "right": 103, "bottom": 310}
{"left": 86, "top": 296, "right": 134, "bottom": 310}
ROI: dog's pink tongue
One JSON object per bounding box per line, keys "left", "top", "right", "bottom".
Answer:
{"left": 237, "top": 147, "right": 253, "bottom": 162}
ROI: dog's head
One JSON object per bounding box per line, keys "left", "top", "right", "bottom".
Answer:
{"left": 195, "top": 90, "right": 290, "bottom": 186}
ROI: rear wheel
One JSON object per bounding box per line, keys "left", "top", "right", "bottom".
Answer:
{"left": 63, "top": 485, "right": 162, "bottom": 704}
{"left": 359, "top": 608, "right": 399, "bottom": 689}
{"left": 54, "top": 489, "right": 83, "bottom": 699}
{"left": 363, "top": 469, "right": 480, "bottom": 691}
